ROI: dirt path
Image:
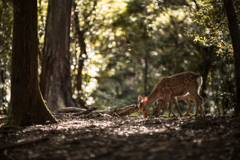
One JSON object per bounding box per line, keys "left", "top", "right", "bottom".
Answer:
{"left": 0, "top": 114, "right": 240, "bottom": 160}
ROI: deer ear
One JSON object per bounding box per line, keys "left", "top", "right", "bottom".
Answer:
{"left": 138, "top": 95, "right": 143, "bottom": 102}
{"left": 144, "top": 97, "right": 148, "bottom": 102}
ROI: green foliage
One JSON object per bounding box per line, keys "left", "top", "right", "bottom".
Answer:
{"left": 189, "top": 0, "right": 238, "bottom": 115}
{"left": 88, "top": 0, "right": 236, "bottom": 116}
{"left": 0, "top": 0, "right": 12, "bottom": 113}
{"left": 189, "top": 0, "right": 239, "bottom": 55}
{"left": 0, "top": 0, "right": 237, "bottom": 116}
{"left": 37, "top": 0, "right": 48, "bottom": 56}
{"left": 91, "top": 0, "right": 193, "bottom": 109}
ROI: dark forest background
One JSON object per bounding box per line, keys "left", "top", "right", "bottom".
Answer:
{"left": 1, "top": 0, "right": 240, "bottom": 117}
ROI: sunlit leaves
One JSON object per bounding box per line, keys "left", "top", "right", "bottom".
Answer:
{"left": 191, "top": 0, "right": 233, "bottom": 54}
{"left": 37, "top": 0, "right": 48, "bottom": 54}
{"left": 189, "top": 1, "right": 237, "bottom": 115}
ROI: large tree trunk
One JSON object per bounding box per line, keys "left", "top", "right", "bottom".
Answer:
{"left": 40, "top": 0, "right": 75, "bottom": 111}
{"left": 223, "top": 0, "right": 240, "bottom": 117}
{"left": 7, "top": 0, "right": 57, "bottom": 126}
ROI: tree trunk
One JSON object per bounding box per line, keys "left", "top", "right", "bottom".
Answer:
{"left": 7, "top": 0, "right": 57, "bottom": 126}
{"left": 200, "top": 46, "right": 215, "bottom": 99}
{"left": 223, "top": 0, "right": 240, "bottom": 117}
{"left": 73, "top": 2, "right": 89, "bottom": 108}
{"left": 143, "top": 24, "right": 149, "bottom": 96}
{"left": 40, "top": 0, "right": 75, "bottom": 111}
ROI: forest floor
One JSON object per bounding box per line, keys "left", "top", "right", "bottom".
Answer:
{"left": 0, "top": 112, "right": 240, "bottom": 160}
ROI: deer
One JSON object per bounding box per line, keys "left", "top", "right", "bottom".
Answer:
{"left": 138, "top": 71, "right": 205, "bottom": 118}
{"left": 153, "top": 94, "right": 196, "bottom": 117}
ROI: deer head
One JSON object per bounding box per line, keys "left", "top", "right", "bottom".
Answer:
{"left": 153, "top": 99, "right": 164, "bottom": 117}
{"left": 138, "top": 95, "right": 148, "bottom": 117}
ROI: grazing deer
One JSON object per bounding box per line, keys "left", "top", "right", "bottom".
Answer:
{"left": 138, "top": 71, "right": 205, "bottom": 117}
{"left": 153, "top": 94, "right": 196, "bottom": 117}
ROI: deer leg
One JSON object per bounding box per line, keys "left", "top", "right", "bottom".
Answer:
{"left": 153, "top": 102, "right": 160, "bottom": 117}
{"left": 170, "top": 110, "right": 178, "bottom": 117}
{"left": 161, "top": 104, "right": 166, "bottom": 115}
{"left": 183, "top": 97, "right": 193, "bottom": 116}
{"left": 169, "top": 101, "right": 178, "bottom": 117}
{"left": 169, "top": 99, "right": 178, "bottom": 117}
{"left": 188, "top": 90, "right": 204, "bottom": 117}
{"left": 172, "top": 96, "right": 183, "bottom": 117}
{"left": 195, "top": 104, "right": 199, "bottom": 116}
{"left": 162, "top": 94, "right": 171, "bottom": 117}
{"left": 200, "top": 99, "right": 205, "bottom": 116}
{"left": 198, "top": 96, "right": 205, "bottom": 117}
{"left": 168, "top": 99, "right": 174, "bottom": 117}
{"left": 188, "top": 94, "right": 196, "bottom": 102}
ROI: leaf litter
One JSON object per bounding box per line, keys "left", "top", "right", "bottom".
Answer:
{"left": 0, "top": 113, "right": 240, "bottom": 160}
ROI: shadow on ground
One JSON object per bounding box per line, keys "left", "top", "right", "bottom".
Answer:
{"left": 0, "top": 113, "right": 240, "bottom": 160}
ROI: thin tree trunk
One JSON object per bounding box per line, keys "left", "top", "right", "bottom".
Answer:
{"left": 74, "top": 14, "right": 86, "bottom": 94}
{"left": 40, "top": 0, "right": 75, "bottom": 111}
{"left": 73, "top": 2, "right": 88, "bottom": 108}
{"left": 200, "top": 46, "right": 215, "bottom": 99}
{"left": 143, "top": 24, "right": 149, "bottom": 96}
{"left": 223, "top": 0, "right": 240, "bottom": 117}
{"left": 7, "top": 0, "right": 56, "bottom": 126}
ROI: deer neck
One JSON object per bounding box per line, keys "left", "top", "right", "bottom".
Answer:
{"left": 146, "top": 88, "right": 160, "bottom": 106}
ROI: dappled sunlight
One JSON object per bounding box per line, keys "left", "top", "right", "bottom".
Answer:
{"left": 1, "top": 113, "right": 240, "bottom": 160}
{"left": 31, "top": 116, "right": 186, "bottom": 137}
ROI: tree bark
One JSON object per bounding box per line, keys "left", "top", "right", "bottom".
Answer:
{"left": 73, "top": 2, "right": 87, "bottom": 108}
{"left": 200, "top": 46, "right": 215, "bottom": 100}
{"left": 143, "top": 24, "right": 149, "bottom": 96}
{"left": 40, "top": 0, "right": 75, "bottom": 111}
{"left": 73, "top": 1, "right": 97, "bottom": 108}
{"left": 74, "top": 13, "right": 87, "bottom": 92}
{"left": 7, "top": 0, "right": 57, "bottom": 126}
{"left": 223, "top": 0, "right": 240, "bottom": 117}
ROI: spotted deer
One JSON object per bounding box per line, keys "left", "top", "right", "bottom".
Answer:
{"left": 153, "top": 94, "right": 196, "bottom": 117}
{"left": 138, "top": 71, "right": 205, "bottom": 117}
